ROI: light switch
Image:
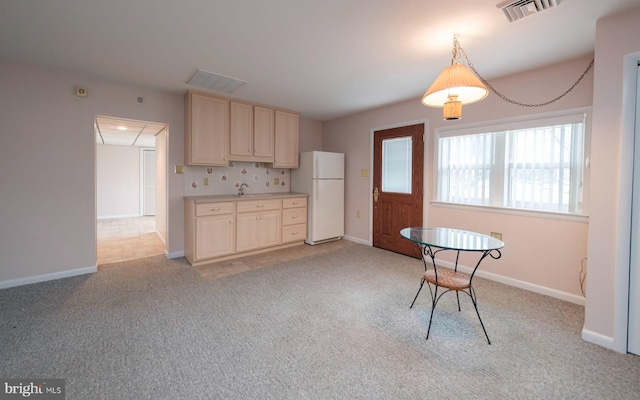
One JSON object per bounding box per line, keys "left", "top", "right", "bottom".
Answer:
{"left": 175, "top": 165, "right": 184, "bottom": 174}
{"left": 361, "top": 169, "right": 369, "bottom": 177}
{"left": 204, "top": 177, "right": 209, "bottom": 186}
{"left": 274, "top": 178, "right": 280, "bottom": 185}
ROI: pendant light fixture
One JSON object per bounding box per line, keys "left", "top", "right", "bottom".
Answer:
{"left": 421, "top": 36, "right": 488, "bottom": 120}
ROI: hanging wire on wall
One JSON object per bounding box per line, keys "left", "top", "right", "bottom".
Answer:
{"left": 458, "top": 45, "right": 595, "bottom": 108}
{"left": 580, "top": 257, "right": 587, "bottom": 297}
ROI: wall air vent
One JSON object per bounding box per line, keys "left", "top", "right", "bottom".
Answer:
{"left": 497, "top": 0, "right": 564, "bottom": 22}
{"left": 187, "top": 69, "right": 247, "bottom": 93}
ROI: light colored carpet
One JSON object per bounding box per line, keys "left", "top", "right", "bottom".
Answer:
{"left": 1, "top": 243, "right": 639, "bottom": 399}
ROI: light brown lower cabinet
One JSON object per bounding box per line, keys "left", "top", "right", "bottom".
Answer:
{"left": 184, "top": 196, "right": 307, "bottom": 266}
{"left": 282, "top": 197, "right": 307, "bottom": 243}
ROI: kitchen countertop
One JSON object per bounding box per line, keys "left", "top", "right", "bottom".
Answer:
{"left": 184, "top": 192, "right": 308, "bottom": 203}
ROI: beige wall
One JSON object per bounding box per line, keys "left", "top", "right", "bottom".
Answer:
{"left": 323, "top": 54, "right": 595, "bottom": 304}
{"left": 0, "top": 59, "right": 184, "bottom": 286}
{"left": 299, "top": 117, "right": 324, "bottom": 152}
{"left": 96, "top": 144, "right": 143, "bottom": 218}
{"left": 583, "top": 6, "right": 640, "bottom": 352}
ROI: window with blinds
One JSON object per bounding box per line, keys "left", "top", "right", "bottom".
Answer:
{"left": 438, "top": 133, "right": 493, "bottom": 205}
{"left": 436, "top": 112, "right": 589, "bottom": 215}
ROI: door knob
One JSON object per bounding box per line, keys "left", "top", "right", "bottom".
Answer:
{"left": 373, "top": 187, "right": 380, "bottom": 203}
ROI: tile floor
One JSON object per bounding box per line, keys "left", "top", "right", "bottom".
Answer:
{"left": 193, "top": 239, "right": 355, "bottom": 281}
{"left": 97, "top": 217, "right": 354, "bottom": 281}
{"left": 97, "top": 216, "right": 165, "bottom": 265}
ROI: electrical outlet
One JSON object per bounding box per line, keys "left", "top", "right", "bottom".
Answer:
{"left": 356, "top": 211, "right": 360, "bottom": 218}
{"left": 204, "top": 177, "right": 209, "bottom": 186}
{"left": 274, "top": 178, "right": 280, "bottom": 185}
{"left": 174, "top": 165, "right": 184, "bottom": 174}
{"left": 490, "top": 232, "right": 503, "bottom": 241}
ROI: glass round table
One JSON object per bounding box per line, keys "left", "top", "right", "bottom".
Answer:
{"left": 400, "top": 227, "right": 504, "bottom": 344}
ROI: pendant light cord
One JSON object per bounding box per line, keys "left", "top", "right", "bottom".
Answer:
{"left": 458, "top": 46, "right": 594, "bottom": 108}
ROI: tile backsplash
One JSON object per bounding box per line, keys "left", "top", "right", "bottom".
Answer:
{"left": 184, "top": 161, "right": 291, "bottom": 196}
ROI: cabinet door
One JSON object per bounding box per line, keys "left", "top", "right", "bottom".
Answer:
{"left": 259, "top": 209, "right": 282, "bottom": 248}
{"left": 187, "top": 92, "right": 229, "bottom": 166}
{"left": 253, "top": 106, "right": 274, "bottom": 160}
{"left": 229, "top": 101, "right": 253, "bottom": 158}
{"left": 236, "top": 210, "right": 282, "bottom": 252}
{"left": 195, "top": 214, "right": 235, "bottom": 260}
{"left": 273, "top": 110, "right": 299, "bottom": 168}
{"left": 236, "top": 212, "right": 261, "bottom": 252}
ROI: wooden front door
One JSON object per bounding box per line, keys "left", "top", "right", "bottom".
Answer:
{"left": 373, "top": 124, "right": 424, "bottom": 258}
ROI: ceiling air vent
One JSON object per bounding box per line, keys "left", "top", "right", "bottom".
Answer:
{"left": 187, "top": 69, "right": 247, "bottom": 93}
{"left": 497, "top": 0, "right": 564, "bottom": 22}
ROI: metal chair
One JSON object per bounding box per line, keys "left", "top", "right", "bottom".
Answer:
{"left": 410, "top": 247, "right": 501, "bottom": 344}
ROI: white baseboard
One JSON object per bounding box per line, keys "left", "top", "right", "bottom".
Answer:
{"left": 341, "top": 238, "right": 586, "bottom": 305}
{"left": 343, "top": 235, "right": 370, "bottom": 246}
{"left": 432, "top": 259, "right": 586, "bottom": 306}
{"left": 167, "top": 250, "right": 185, "bottom": 259}
{"left": 0, "top": 266, "right": 97, "bottom": 289}
{"left": 581, "top": 328, "right": 615, "bottom": 350}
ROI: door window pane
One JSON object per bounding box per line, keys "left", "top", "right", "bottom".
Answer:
{"left": 382, "top": 137, "right": 412, "bottom": 193}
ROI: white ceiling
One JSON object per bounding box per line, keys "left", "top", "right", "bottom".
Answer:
{"left": 1, "top": 0, "right": 638, "bottom": 121}
{"left": 95, "top": 116, "right": 165, "bottom": 147}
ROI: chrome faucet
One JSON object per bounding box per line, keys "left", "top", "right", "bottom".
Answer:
{"left": 238, "top": 183, "right": 249, "bottom": 196}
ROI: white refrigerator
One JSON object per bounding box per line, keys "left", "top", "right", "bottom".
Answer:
{"left": 291, "top": 151, "right": 345, "bottom": 245}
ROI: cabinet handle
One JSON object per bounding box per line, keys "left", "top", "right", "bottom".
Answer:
{"left": 210, "top": 208, "right": 220, "bottom": 211}
{"left": 292, "top": 202, "right": 299, "bottom": 205}
{"left": 256, "top": 205, "right": 264, "bottom": 208}
{"left": 292, "top": 216, "right": 298, "bottom": 219}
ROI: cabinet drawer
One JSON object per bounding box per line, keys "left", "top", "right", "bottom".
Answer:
{"left": 283, "top": 197, "right": 307, "bottom": 209}
{"left": 282, "top": 207, "right": 307, "bottom": 226}
{"left": 236, "top": 199, "right": 281, "bottom": 213}
{"left": 195, "top": 202, "right": 235, "bottom": 216}
{"left": 282, "top": 223, "right": 306, "bottom": 243}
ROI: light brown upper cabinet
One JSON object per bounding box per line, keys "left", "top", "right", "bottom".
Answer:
{"left": 272, "top": 110, "right": 299, "bottom": 168}
{"left": 185, "top": 91, "right": 229, "bottom": 166}
{"left": 229, "top": 102, "right": 274, "bottom": 163}
{"left": 253, "top": 106, "right": 275, "bottom": 160}
{"left": 184, "top": 90, "right": 298, "bottom": 168}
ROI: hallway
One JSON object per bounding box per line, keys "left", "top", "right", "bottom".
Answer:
{"left": 97, "top": 216, "right": 165, "bottom": 265}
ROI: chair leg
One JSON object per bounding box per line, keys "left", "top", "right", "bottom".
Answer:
{"left": 456, "top": 290, "right": 461, "bottom": 311}
{"left": 426, "top": 286, "right": 438, "bottom": 340}
{"left": 470, "top": 286, "right": 491, "bottom": 344}
{"left": 409, "top": 278, "right": 425, "bottom": 309}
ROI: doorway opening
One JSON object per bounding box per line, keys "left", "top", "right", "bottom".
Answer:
{"left": 95, "top": 115, "right": 168, "bottom": 265}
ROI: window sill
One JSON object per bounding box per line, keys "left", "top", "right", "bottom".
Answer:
{"left": 431, "top": 201, "right": 589, "bottom": 223}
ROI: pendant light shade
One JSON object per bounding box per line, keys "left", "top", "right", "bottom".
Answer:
{"left": 421, "top": 64, "right": 488, "bottom": 107}
{"left": 421, "top": 36, "right": 489, "bottom": 120}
